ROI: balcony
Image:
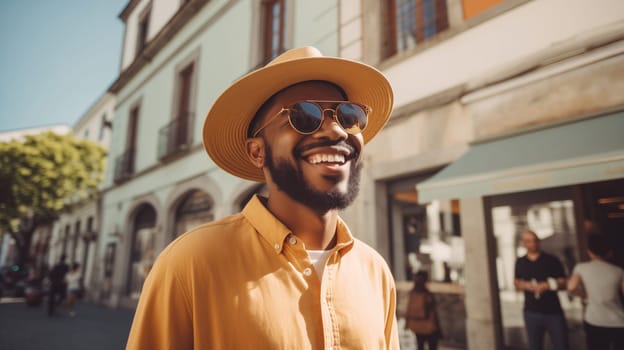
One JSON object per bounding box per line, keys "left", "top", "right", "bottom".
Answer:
{"left": 158, "top": 113, "right": 195, "bottom": 160}
{"left": 114, "top": 149, "right": 135, "bottom": 183}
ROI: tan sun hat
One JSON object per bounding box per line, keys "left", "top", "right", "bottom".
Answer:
{"left": 202, "top": 46, "right": 394, "bottom": 182}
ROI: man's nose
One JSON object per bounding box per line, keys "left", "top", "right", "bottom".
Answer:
{"left": 315, "top": 110, "right": 348, "bottom": 140}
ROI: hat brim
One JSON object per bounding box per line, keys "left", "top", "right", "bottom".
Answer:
{"left": 203, "top": 56, "right": 394, "bottom": 182}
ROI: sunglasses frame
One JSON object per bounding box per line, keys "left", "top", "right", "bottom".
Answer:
{"left": 251, "top": 100, "right": 371, "bottom": 137}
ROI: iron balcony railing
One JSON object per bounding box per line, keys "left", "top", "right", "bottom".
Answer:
{"left": 114, "top": 148, "right": 135, "bottom": 183}
{"left": 158, "top": 113, "right": 195, "bottom": 160}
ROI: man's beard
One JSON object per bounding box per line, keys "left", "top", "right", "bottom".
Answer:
{"left": 264, "top": 140, "right": 362, "bottom": 214}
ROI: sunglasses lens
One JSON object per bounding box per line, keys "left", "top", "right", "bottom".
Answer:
{"left": 290, "top": 102, "right": 323, "bottom": 133}
{"left": 336, "top": 103, "right": 367, "bottom": 133}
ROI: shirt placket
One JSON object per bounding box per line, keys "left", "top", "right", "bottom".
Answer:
{"left": 319, "top": 251, "right": 340, "bottom": 350}
{"left": 280, "top": 234, "right": 314, "bottom": 275}
{"left": 280, "top": 235, "right": 343, "bottom": 350}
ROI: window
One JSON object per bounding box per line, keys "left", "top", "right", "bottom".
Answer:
{"left": 128, "top": 204, "right": 157, "bottom": 298}
{"left": 490, "top": 194, "right": 582, "bottom": 349}
{"left": 174, "top": 190, "right": 214, "bottom": 238}
{"left": 462, "top": 0, "right": 502, "bottom": 20}
{"left": 72, "top": 220, "right": 81, "bottom": 262}
{"left": 62, "top": 225, "right": 70, "bottom": 255}
{"left": 99, "top": 114, "right": 107, "bottom": 141}
{"left": 383, "top": 0, "right": 449, "bottom": 59}
{"left": 104, "top": 243, "right": 116, "bottom": 278}
{"left": 136, "top": 5, "right": 151, "bottom": 56}
{"left": 262, "top": 0, "right": 285, "bottom": 62}
{"left": 86, "top": 216, "right": 94, "bottom": 233}
{"left": 387, "top": 175, "right": 467, "bottom": 347}
{"left": 127, "top": 106, "right": 139, "bottom": 165}
{"left": 114, "top": 105, "right": 139, "bottom": 182}
{"left": 159, "top": 61, "right": 196, "bottom": 159}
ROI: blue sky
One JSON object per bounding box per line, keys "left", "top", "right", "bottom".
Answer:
{"left": 0, "top": 0, "right": 127, "bottom": 132}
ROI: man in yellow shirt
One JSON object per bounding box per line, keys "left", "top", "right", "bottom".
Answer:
{"left": 126, "top": 46, "right": 399, "bottom": 349}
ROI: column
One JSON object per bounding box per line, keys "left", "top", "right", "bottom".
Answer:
{"left": 460, "top": 196, "right": 502, "bottom": 350}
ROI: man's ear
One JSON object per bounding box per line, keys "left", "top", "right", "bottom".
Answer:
{"left": 245, "top": 137, "right": 265, "bottom": 168}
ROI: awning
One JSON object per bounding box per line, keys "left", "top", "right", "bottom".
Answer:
{"left": 417, "top": 111, "right": 624, "bottom": 202}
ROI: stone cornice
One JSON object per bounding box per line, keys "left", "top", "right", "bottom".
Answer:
{"left": 119, "top": 0, "right": 141, "bottom": 22}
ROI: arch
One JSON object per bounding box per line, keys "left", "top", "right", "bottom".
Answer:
{"left": 171, "top": 189, "right": 214, "bottom": 239}
{"left": 164, "top": 174, "right": 223, "bottom": 210}
{"left": 164, "top": 174, "right": 223, "bottom": 241}
{"left": 125, "top": 201, "right": 158, "bottom": 298}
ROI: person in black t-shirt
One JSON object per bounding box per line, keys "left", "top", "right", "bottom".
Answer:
{"left": 514, "top": 230, "right": 569, "bottom": 350}
{"left": 47, "top": 254, "right": 69, "bottom": 316}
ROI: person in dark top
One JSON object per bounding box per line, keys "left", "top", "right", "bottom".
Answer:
{"left": 405, "top": 271, "right": 441, "bottom": 350}
{"left": 514, "top": 230, "right": 569, "bottom": 350}
{"left": 47, "top": 254, "right": 69, "bottom": 316}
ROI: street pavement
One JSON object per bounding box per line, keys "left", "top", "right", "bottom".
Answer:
{"left": 0, "top": 297, "right": 135, "bottom": 350}
{"left": 0, "top": 296, "right": 463, "bottom": 350}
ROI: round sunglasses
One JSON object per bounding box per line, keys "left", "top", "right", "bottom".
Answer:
{"left": 251, "top": 100, "right": 371, "bottom": 137}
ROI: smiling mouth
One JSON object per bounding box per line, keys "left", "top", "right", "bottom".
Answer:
{"left": 307, "top": 153, "right": 346, "bottom": 165}
{"left": 297, "top": 141, "right": 358, "bottom": 167}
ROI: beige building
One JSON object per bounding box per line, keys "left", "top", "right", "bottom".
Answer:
{"left": 98, "top": 0, "right": 624, "bottom": 349}
{"left": 46, "top": 92, "right": 116, "bottom": 291}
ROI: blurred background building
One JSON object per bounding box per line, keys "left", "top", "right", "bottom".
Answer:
{"left": 45, "top": 92, "right": 116, "bottom": 294}
{"left": 4, "top": 0, "right": 621, "bottom": 349}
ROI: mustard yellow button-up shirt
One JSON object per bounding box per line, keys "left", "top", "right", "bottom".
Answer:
{"left": 126, "top": 195, "right": 399, "bottom": 349}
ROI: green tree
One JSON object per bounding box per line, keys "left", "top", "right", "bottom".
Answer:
{"left": 0, "top": 132, "right": 106, "bottom": 266}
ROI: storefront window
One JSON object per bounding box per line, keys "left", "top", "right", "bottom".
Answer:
{"left": 399, "top": 199, "right": 464, "bottom": 283}
{"left": 492, "top": 198, "right": 584, "bottom": 349}
{"left": 387, "top": 176, "right": 466, "bottom": 348}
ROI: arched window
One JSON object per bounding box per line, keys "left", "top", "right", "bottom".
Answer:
{"left": 127, "top": 204, "right": 157, "bottom": 298}
{"left": 174, "top": 190, "right": 214, "bottom": 238}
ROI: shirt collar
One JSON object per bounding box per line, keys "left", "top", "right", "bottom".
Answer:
{"left": 242, "top": 195, "right": 355, "bottom": 254}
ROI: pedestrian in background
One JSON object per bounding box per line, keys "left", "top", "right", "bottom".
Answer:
{"left": 126, "top": 46, "right": 399, "bottom": 349}
{"left": 405, "top": 270, "right": 441, "bottom": 350}
{"left": 65, "top": 262, "right": 82, "bottom": 317}
{"left": 514, "top": 230, "right": 569, "bottom": 350}
{"left": 47, "top": 254, "right": 69, "bottom": 316}
{"left": 568, "top": 233, "right": 624, "bottom": 349}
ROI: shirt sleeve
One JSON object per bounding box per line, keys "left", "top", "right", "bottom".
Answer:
{"left": 551, "top": 255, "right": 566, "bottom": 278}
{"left": 572, "top": 263, "right": 581, "bottom": 276}
{"left": 126, "top": 252, "right": 193, "bottom": 350}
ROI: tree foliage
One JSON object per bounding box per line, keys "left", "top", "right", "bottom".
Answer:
{"left": 0, "top": 132, "right": 106, "bottom": 264}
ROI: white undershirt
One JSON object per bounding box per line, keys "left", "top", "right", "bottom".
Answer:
{"left": 307, "top": 249, "right": 333, "bottom": 278}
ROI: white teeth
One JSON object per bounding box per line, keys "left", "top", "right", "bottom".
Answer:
{"left": 307, "top": 154, "right": 346, "bottom": 164}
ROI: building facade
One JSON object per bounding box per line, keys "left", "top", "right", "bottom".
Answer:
{"left": 99, "top": 0, "right": 343, "bottom": 307}
{"left": 356, "top": 1, "right": 624, "bottom": 349}
{"left": 45, "top": 92, "right": 116, "bottom": 292}
{"left": 98, "top": 0, "right": 624, "bottom": 349}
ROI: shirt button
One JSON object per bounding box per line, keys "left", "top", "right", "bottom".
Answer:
{"left": 303, "top": 267, "right": 312, "bottom": 276}
{"left": 274, "top": 243, "right": 280, "bottom": 251}
{"left": 288, "top": 236, "right": 297, "bottom": 245}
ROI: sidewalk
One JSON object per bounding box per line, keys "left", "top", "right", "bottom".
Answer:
{"left": 1, "top": 296, "right": 465, "bottom": 349}
{"left": 0, "top": 298, "right": 135, "bottom": 350}
{"left": 399, "top": 317, "right": 466, "bottom": 350}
